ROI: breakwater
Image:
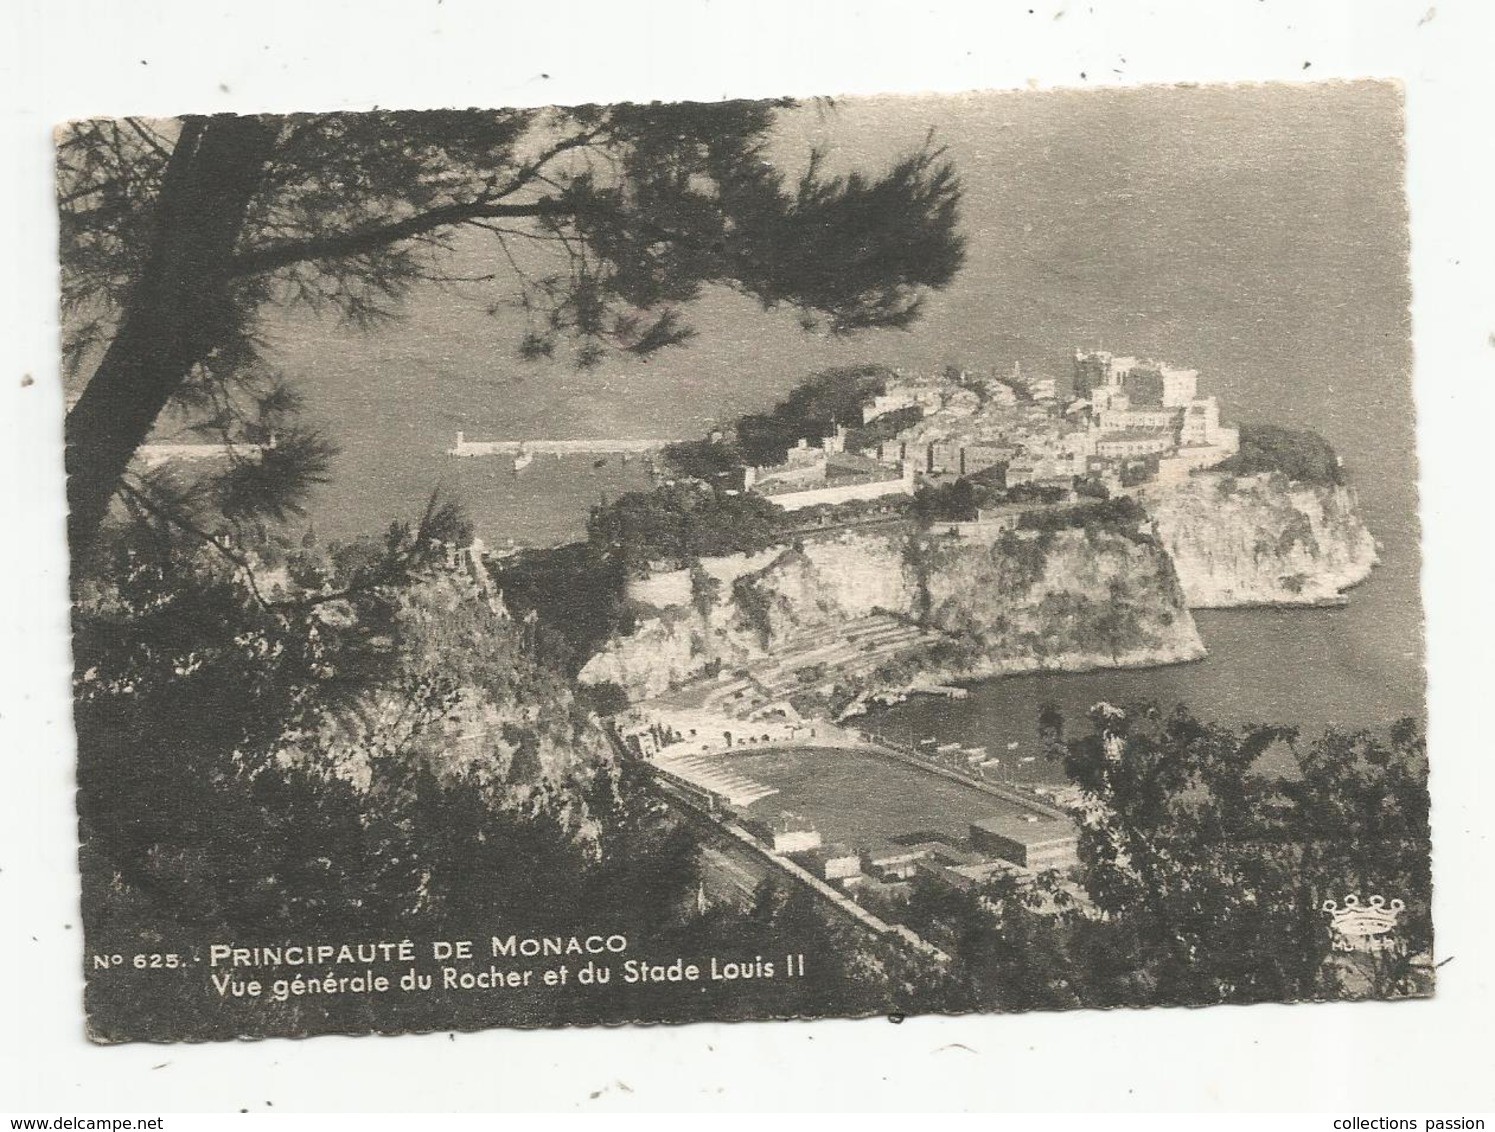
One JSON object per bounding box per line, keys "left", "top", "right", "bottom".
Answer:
{"left": 448, "top": 433, "right": 675, "bottom": 457}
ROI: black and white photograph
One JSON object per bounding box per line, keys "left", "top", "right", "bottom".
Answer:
{"left": 7, "top": 0, "right": 1495, "bottom": 1116}
{"left": 60, "top": 80, "right": 1432, "bottom": 1042}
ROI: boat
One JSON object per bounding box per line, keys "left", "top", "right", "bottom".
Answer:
{"left": 935, "top": 741, "right": 962, "bottom": 754}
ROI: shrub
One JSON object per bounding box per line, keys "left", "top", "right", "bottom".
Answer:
{"left": 1217, "top": 423, "right": 1343, "bottom": 485}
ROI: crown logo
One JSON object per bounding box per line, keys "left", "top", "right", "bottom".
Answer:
{"left": 1322, "top": 894, "right": 1405, "bottom": 953}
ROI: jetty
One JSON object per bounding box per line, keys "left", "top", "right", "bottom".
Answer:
{"left": 447, "top": 432, "right": 676, "bottom": 457}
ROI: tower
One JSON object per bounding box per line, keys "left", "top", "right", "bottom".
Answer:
{"left": 1072, "top": 349, "right": 1111, "bottom": 400}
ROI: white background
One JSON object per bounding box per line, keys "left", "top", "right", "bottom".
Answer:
{"left": 3, "top": 0, "right": 1493, "bottom": 1114}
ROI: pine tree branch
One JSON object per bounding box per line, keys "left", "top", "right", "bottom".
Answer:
{"left": 122, "top": 117, "right": 174, "bottom": 164}
{"left": 116, "top": 478, "right": 278, "bottom": 613}
{"left": 229, "top": 198, "right": 567, "bottom": 277}
{"left": 230, "top": 129, "right": 605, "bottom": 278}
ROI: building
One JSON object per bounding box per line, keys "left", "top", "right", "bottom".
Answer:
{"left": 985, "top": 381, "right": 1018, "bottom": 408}
{"left": 1094, "top": 428, "right": 1177, "bottom": 460}
{"left": 927, "top": 440, "right": 964, "bottom": 475}
{"left": 801, "top": 844, "right": 863, "bottom": 883}
{"left": 742, "top": 813, "right": 822, "bottom": 855}
{"left": 1073, "top": 351, "right": 1199, "bottom": 408}
{"left": 748, "top": 449, "right": 916, "bottom": 512}
{"left": 1178, "top": 396, "right": 1238, "bottom": 451}
{"left": 962, "top": 441, "right": 1018, "bottom": 476}
{"left": 863, "top": 843, "right": 930, "bottom": 881}
{"left": 1094, "top": 406, "right": 1181, "bottom": 434}
{"left": 862, "top": 390, "right": 922, "bottom": 424}
{"left": 448, "top": 433, "right": 671, "bottom": 457}
{"left": 969, "top": 814, "right": 1080, "bottom": 871}
{"left": 1027, "top": 377, "right": 1058, "bottom": 401}
{"left": 744, "top": 438, "right": 830, "bottom": 491}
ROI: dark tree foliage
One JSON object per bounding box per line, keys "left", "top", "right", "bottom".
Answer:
{"left": 1117, "top": 457, "right": 1158, "bottom": 488}
{"left": 768, "top": 364, "right": 898, "bottom": 437}
{"left": 59, "top": 107, "right": 965, "bottom": 561}
{"left": 573, "top": 680, "right": 633, "bottom": 718}
{"left": 845, "top": 403, "right": 925, "bottom": 454}
{"left": 659, "top": 437, "right": 747, "bottom": 482}
{"left": 913, "top": 478, "right": 978, "bottom": 523}
{"left": 1058, "top": 703, "right": 1431, "bottom": 1005}
{"left": 491, "top": 541, "right": 630, "bottom": 674}
{"left": 1217, "top": 423, "right": 1344, "bottom": 486}
{"left": 73, "top": 501, "right": 580, "bottom": 938}
{"left": 734, "top": 413, "right": 803, "bottom": 468}
{"left": 587, "top": 483, "right": 787, "bottom": 571}
{"left": 890, "top": 705, "right": 1432, "bottom": 1012}
{"left": 1017, "top": 495, "right": 1146, "bottom": 535}
{"left": 734, "top": 363, "right": 898, "bottom": 464}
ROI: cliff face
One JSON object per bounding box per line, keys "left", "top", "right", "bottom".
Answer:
{"left": 911, "top": 524, "right": 1205, "bottom": 679}
{"left": 577, "top": 470, "right": 1379, "bottom": 704}
{"left": 580, "top": 521, "right": 1204, "bottom": 702}
{"left": 1143, "top": 472, "right": 1378, "bottom": 607}
{"left": 576, "top": 537, "right": 920, "bottom": 701}
{"left": 306, "top": 568, "right": 614, "bottom": 847}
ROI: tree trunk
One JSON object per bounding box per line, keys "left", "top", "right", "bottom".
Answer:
{"left": 65, "top": 114, "right": 280, "bottom": 568}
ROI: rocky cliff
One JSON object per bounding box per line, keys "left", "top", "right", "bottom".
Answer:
{"left": 299, "top": 566, "right": 614, "bottom": 849}
{"left": 1142, "top": 472, "right": 1378, "bottom": 607}
{"left": 910, "top": 522, "right": 1205, "bottom": 680}
{"left": 577, "top": 465, "right": 1379, "bottom": 706}
{"left": 580, "top": 518, "right": 1206, "bottom": 703}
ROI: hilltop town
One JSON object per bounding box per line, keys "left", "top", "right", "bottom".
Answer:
{"left": 711, "top": 349, "right": 1242, "bottom": 513}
